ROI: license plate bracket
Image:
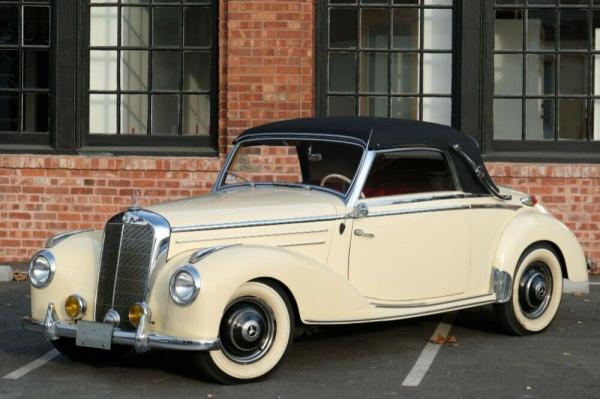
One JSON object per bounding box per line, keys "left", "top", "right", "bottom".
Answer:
{"left": 76, "top": 321, "right": 113, "bottom": 350}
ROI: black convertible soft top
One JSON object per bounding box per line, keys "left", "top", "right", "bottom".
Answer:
{"left": 236, "top": 117, "right": 500, "bottom": 196}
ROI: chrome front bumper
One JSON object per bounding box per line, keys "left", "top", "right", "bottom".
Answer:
{"left": 22, "top": 303, "right": 220, "bottom": 353}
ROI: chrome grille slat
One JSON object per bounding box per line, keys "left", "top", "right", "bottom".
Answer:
{"left": 95, "top": 218, "right": 155, "bottom": 330}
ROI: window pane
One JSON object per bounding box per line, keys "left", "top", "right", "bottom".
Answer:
{"left": 23, "top": 93, "right": 48, "bottom": 133}
{"left": 495, "top": 54, "right": 522, "bottom": 95}
{"left": 391, "top": 97, "right": 419, "bottom": 120}
{"left": 494, "top": 99, "right": 522, "bottom": 140}
{"left": 359, "top": 96, "right": 388, "bottom": 117}
{"left": 183, "top": 95, "right": 210, "bottom": 135}
{"left": 151, "top": 94, "right": 178, "bottom": 135}
{"left": 423, "top": 53, "right": 452, "bottom": 95}
{"left": 89, "top": 94, "right": 117, "bottom": 134}
{"left": 361, "top": 9, "right": 389, "bottom": 49}
{"left": 593, "top": 99, "right": 600, "bottom": 140}
{"left": 184, "top": 52, "right": 210, "bottom": 91}
{"left": 153, "top": 7, "right": 180, "bottom": 46}
{"left": 90, "top": 50, "right": 117, "bottom": 91}
{"left": 495, "top": 9, "right": 523, "bottom": 50}
{"left": 122, "top": 7, "right": 149, "bottom": 47}
{"left": 595, "top": 55, "right": 600, "bottom": 95}
{"left": 559, "top": 9, "right": 588, "bottom": 50}
{"left": 360, "top": 52, "right": 388, "bottom": 93}
{"left": 363, "top": 150, "right": 455, "bottom": 198}
{"left": 392, "top": 8, "right": 419, "bottom": 49}
{"left": 0, "top": 5, "right": 18, "bottom": 45}
{"left": 594, "top": 10, "right": 600, "bottom": 51}
{"left": 527, "top": 9, "right": 555, "bottom": 50}
{"left": 423, "top": 9, "right": 452, "bottom": 50}
{"left": 328, "top": 96, "right": 356, "bottom": 116}
{"left": 526, "top": 99, "right": 554, "bottom": 140}
{"left": 329, "top": 53, "right": 356, "bottom": 93}
{"left": 330, "top": 9, "right": 357, "bottom": 48}
{"left": 23, "top": 50, "right": 49, "bottom": 89}
{"left": 90, "top": 6, "right": 118, "bottom": 47}
{"left": 121, "top": 50, "right": 149, "bottom": 91}
{"left": 23, "top": 6, "right": 49, "bottom": 45}
{"left": 559, "top": 54, "right": 587, "bottom": 95}
{"left": 0, "top": 50, "right": 18, "bottom": 89}
{"left": 559, "top": 99, "right": 587, "bottom": 140}
{"left": 526, "top": 54, "right": 554, "bottom": 95}
{"left": 0, "top": 93, "right": 18, "bottom": 132}
{"left": 152, "top": 51, "right": 180, "bottom": 90}
{"left": 184, "top": 7, "right": 211, "bottom": 47}
{"left": 422, "top": 97, "right": 451, "bottom": 125}
{"left": 121, "top": 94, "right": 148, "bottom": 135}
{"left": 391, "top": 53, "right": 419, "bottom": 94}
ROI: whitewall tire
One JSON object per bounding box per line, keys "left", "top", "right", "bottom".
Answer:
{"left": 195, "top": 281, "right": 294, "bottom": 384}
{"left": 494, "top": 243, "right": 563, "bottom": 335}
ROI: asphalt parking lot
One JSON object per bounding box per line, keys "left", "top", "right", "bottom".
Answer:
{"left": 1, "top": 279, "right": 599, "bottom": 399}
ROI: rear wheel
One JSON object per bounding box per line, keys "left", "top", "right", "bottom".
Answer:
{"left": 194, "top": 281, "right": 294, "bottom": 384}
{"left": 52, "top": 338, "right": 130, "bottom": 364}
{"left": 494, "top": 244, "right": 563, "bottom": 335}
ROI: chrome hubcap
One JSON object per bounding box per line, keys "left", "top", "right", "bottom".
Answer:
{"left": 219, "top": 297, "right": 276, "bottom": 364}
{"left": 519, "top": 262, "right": 552, "bottom": 319}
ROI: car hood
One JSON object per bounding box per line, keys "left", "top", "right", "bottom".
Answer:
{"left": 146, "top": 187, "right": 345, "bottom": 231}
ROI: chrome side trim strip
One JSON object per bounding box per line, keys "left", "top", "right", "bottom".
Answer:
{"left": 175, "top": 228, "right": 329, "bottom": 244}
{"left": 172, "top": 215, "right": 342, "bottom": 233}
{"left": 304, "top": 296, "right": 497, "bottom": 325}
{"left": 370, "top": 294, "right": 493, "bottom": 309}
{"left": 471, "top": 204, "right": 522, "bottom": 211}
{"left": 45, "top": 229, "right": 94, "bottom": 248}
{"left": 188, "top": 244, "right": 240, "bottom": 264}
{"left": 366, "top": 204, "right": 471, "bottom": 218}
{"left": 278, "top": 241, "right": 326, "bottom": 248}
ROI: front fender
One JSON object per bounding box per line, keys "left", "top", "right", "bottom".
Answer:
{"left": 149, "top": 245, "right": 372, "bottom": 341}
{"left": 29, "top": 231, "right": 103, "bottom": 321}
{"left": 493, "top": 209, "right": 588, "bottom": 283}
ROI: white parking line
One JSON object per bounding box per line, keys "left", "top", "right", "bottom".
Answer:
{"left": 2, "top": 349, "right": 60, "bottom": 380}
{"left": 402, "top": 314, "right": 456, "bottom": 387}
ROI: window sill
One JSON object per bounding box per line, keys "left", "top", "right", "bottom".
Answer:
{"left": 483, "top": 151, "right": 600, "bottom": 164}
{"left": 0, "top": 144, "right": 220, "bottom": 158}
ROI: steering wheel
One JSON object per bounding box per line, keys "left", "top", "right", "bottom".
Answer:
{"left": 320, "top": 174, "right": 365, "bottom": 198}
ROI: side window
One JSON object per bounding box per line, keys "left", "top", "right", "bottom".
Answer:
{"left": 363, "top": 150, "right": 456, "bottom": 198}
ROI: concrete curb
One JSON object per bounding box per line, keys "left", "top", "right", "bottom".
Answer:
{"left": 0, "top": 265, "right": 14, "bottom": 282}
{"left": 563, "top": 278, "right": 590, "bottom": 295}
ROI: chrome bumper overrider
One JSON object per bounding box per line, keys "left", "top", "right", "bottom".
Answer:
{"left": 22, "top": 304, "right": 220, "bottom": 352}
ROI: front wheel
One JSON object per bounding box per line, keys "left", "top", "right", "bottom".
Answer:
{"left": 494, "top": 243, "right": 563, "bottom": 335}
{"left": 194, "top": 281, "right": 295, "bottom": 384}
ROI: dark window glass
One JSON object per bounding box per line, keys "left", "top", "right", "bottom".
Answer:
{"left": 88, "top": 1, "right": 216, "bottom": 140}
{"left": 493, "top": 2, "right": 600, "bottom": 142}
{"left": 324, "top": 1, "right": 453, "bottom": 126}
{"left": 363, "top": 150, "right": 456, "bottom": 198}
{"left": 0, "top": 1, "right": 51, "bottom": 135}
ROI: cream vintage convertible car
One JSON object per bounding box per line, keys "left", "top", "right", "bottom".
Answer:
{"left": 23, "top": 117, "right": 588, "bottom": 383}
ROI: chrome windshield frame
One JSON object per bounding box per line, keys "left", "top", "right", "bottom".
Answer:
{"left": 213, "top": 135, "right": 368, "bottom": 204}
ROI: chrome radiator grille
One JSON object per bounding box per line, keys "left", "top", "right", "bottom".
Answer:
{"left": 95, "top": 219, "right": 155, "bottom": 330}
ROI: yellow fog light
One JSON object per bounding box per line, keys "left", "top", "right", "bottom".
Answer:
{"left": 128, "top": 302, "right": 150, "bottom": 328}
{"left": 65, "top": 295, "right": 86, "bottom": 320}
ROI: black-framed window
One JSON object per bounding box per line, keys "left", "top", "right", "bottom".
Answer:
{"left": 319, "top": 0, "right": 456, "bottom": 126}
{"left": 82, "top": 0, "right": 218, "bottom": 149}
{"left": 487, "top": 0, "right": 600, "bottom": 156}
{"left": 0, "top": 1, "right": 51, "bottom": 145}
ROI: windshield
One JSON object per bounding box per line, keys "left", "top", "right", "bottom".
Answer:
{"left": 221, "top": 139, "right": 364, "bottom": 196}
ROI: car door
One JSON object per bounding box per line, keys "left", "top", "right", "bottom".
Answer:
{"left": 348, "top": 149, "right": 470, "bottom": 302}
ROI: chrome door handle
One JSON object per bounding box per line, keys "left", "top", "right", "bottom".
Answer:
{"left": 354, "top": 229, "right": 375, "bottom": 238}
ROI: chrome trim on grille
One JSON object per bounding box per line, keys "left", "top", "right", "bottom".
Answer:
{"left": 171, "top": 215, "right": 342, "bottom": 233}
{"left": 94, "top": 208, "right": 171, "bottom": 328}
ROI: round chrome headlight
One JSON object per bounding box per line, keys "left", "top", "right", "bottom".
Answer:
{"left": 169, "top": 265, "right": 201, "bottom": 306}
{"left": 28, "top": 251, "right": 55, "bottom": 288}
